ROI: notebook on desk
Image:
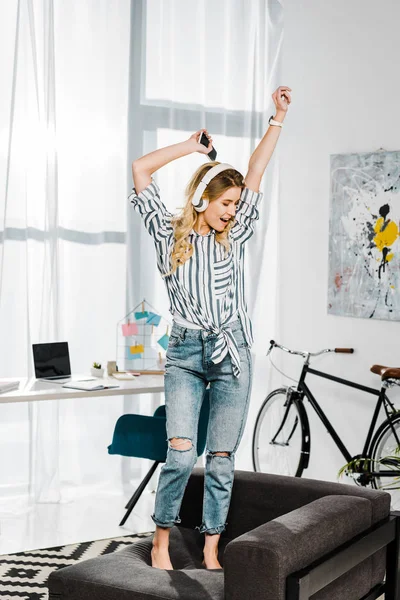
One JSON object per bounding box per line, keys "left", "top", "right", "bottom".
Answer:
{"left": 0, "top": 380, "right": 20, "bottom": 394}
{"left": 62, "top": 381, "right": 119, "bottom": 391}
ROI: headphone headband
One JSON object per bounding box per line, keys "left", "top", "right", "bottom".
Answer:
{"left": 191, "top": 163, "right": 235, "bottom": 212}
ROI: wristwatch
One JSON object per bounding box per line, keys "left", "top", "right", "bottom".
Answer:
{"left": 269, "top": 115, "right": 283, "bottom": 127}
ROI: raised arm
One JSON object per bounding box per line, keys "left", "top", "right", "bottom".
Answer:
{"left": 244, "top": 85, "right": 292, "bottom": 193}
{"left": 132, "top": 130, "right": 213, "bottom": 194}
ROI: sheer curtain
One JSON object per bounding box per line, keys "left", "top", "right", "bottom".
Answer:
{"left": 0, "top": 0, "right": 131, "bottom": 506}
{"left": 127, "top": 0, "right": 283, "bottom": 471}
{"left": 0, "top": 0, "right": 283, "bottom": 515}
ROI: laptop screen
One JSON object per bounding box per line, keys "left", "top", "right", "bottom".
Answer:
{"left": 32, "top": 342, "right": 71, "bottom": 378}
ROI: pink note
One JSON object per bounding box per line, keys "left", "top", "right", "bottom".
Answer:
{"left": 122, "top": 322, "right": 139, "bottom": 336}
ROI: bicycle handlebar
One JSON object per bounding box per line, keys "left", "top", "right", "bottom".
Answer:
{"left": 334, "top": 348, "right": 354, "bottom": 353}
{"left": 268, "top": 340, "right": 307, "bottom": 357}
{"left": 268, "top": 340, "right": 354, "bottom": 358}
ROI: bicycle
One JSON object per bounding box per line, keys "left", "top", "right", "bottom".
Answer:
{"left": 252, "top": 339, "right": 400, "bottom": 507}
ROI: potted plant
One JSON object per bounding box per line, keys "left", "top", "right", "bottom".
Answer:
{"left": 91, "top": 362, "right": 104, "bottom": 378}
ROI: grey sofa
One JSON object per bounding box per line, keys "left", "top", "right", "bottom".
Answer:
{"left": 48, "top": 468, "right": 399, "bottom": 600}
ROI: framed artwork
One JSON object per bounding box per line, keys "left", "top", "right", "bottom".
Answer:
{"left": 328, "top": 150, "right": 400, "bottom": 320}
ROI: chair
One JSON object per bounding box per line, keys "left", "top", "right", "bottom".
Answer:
{"left": 48, "top": 468, "right": 400, "bottom": 600}
{"left": 107, "top": 389, "right": 210, "bottom": 526}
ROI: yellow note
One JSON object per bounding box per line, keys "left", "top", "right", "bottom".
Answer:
{"left": 130, "top": 344, "right": 144, "bottom": 354}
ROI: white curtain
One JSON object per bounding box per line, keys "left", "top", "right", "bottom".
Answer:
{"left": 0, "top": 0, "right": 282, "bottom": 514}
{"left": 0, "top": 0, "right": 131, "bottom": 506}
{"left": 128, "top": 0, "right": 283, "bottom": 471}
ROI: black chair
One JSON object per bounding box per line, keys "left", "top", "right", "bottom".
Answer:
{"left": 48, "top": 468, "right": 399, "bottom": 600}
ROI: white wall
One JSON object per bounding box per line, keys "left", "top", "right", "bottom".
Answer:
{"left": 266, "top": 0, "right": 400, "bottom": 482}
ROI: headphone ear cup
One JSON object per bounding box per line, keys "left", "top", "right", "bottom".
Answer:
{"left": 193, "top": 198, "right": 209, "bottom": 212}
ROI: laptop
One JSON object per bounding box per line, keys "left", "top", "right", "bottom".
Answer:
{"left": 32, "top": 341, "right": 92, "bottom": 384}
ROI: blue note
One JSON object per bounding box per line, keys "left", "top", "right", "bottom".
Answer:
{"left": 157, "top": 333, "right": 169, "bottom": 351}
{"left": 146, "top": 312, "right": 162, "bottom": 327}
{"left": 134, "top": 311, "right": 149, "bottom": 320}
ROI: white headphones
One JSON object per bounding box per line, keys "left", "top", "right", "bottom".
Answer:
{"left": 191, "top": 163, "right": 235, "bottom": 212}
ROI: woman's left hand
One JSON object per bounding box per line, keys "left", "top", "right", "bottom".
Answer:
{"left": 272, "top": 86, "right": 292, "bottom": 112}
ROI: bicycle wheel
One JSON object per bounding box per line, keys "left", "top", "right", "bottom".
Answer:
{"left": 252, "top": 387, "right": 308, "bottom": 477}
{"left": 370, "top": 413, "right": 400, "bottom": 509}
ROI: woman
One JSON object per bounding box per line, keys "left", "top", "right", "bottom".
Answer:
{"left": 130, "top": 85, "right": 291, "bottom": 570}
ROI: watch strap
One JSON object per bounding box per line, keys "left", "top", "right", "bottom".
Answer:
{"left": 269, "top": 115, "right": 284, "bottom": 127}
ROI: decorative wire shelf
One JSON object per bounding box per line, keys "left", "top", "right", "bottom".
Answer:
{"left": 116, "top": 298, "right": 171, "bottom": 374}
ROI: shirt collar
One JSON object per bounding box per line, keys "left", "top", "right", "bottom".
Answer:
{"left": 190, "top": 228, "right": 216, "bottom": 237}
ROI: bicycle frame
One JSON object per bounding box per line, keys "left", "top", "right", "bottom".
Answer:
{"left": 293, "top": 363, "right": 400, "bottom": 478}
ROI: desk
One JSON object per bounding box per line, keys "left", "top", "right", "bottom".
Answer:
{"left": 0, "top": 374, "right": 165, "bottom": 505}
{"left": 0, "top": 374, "right": 165, "bottom": 404}
{"left": 0, "top": 374, "right": 165, "bottom": 548}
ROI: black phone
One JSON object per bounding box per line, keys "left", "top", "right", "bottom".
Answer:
{"left": 198, "top": 132, "right": 217, "bottom": 161}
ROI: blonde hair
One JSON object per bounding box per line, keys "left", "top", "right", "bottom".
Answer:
{"left": 164, "top": 161, "right": 245, "bottom": 277}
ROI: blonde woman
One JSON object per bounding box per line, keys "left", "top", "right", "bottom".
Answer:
{"left": 130, "top": 85, "right": 291, "bottom": 570}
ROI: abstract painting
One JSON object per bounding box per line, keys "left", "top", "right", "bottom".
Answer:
{"left": 328, "top": 151, "right": 400, "bottom": 320}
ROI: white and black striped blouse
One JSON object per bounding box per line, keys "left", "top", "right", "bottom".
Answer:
{"left": 128, "top": 178, "right": 263, "bottom": 377}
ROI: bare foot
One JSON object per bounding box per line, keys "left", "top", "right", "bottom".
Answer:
{"left": 202, "top": 550, "right": 222, "bottom": 569}
{"left": 151, "top": 545, "right": 173, "bottom": 570}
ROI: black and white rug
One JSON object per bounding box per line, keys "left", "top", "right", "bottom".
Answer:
{"left": 0, "top": 532, "right": 153, "bottom": 600}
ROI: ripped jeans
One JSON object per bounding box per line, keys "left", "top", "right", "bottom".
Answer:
{"left": 151, "top": 319, "right": 253, "bottom": 535}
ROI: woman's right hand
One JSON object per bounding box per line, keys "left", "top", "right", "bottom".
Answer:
{"left": 187, "top": 129, "right": 213, "bottom": 155}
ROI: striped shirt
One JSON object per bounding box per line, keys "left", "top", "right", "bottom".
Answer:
{"left": 128, "top": 178, "right": 263, "bottom": 377}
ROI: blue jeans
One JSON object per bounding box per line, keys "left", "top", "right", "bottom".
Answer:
{"left": 151, "top": 318, "right": 253, "bottom": 535}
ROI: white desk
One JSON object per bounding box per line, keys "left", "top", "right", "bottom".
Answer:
{"left": 0, "top": 374, "right": 165, "bottom": 404}
{"left": 0, "top": 374, "right": 166, "bottom": 538}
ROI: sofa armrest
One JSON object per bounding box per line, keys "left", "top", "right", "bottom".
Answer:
{"left": 224, "top": 494, "right": 372, "bottom": 600}
{"left": 226, "top": 470, "right": 391, "bottom": 539}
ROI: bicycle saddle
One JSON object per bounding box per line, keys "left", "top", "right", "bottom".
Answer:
{"left": 370, "top": 364, "right": 400, "bottom": 380}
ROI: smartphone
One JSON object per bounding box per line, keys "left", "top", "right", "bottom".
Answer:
{"left": 198, "top": 132, "right": 217, "bottom": 161}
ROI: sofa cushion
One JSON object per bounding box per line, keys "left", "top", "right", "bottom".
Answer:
{"left": 48, "top": 526, "right": 227, "bottom": 600}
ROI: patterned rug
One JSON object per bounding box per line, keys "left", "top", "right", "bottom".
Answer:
{"left": 0, "top": 532, "right": 153, "bottom": 600}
